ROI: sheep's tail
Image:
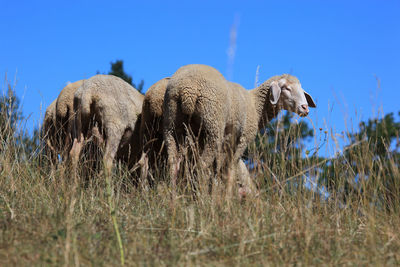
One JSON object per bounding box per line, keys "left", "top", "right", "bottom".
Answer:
{"left": 79, "top": 87, "right": 93, "bottom": 118}
{"left": 180, "top": 87, "right": 199, "bottom": 115}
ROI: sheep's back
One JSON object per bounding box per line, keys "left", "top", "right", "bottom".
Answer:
{"left": 81, "top": 75, "right": 144, "bottom": 129}
{"left": 143, "top": 77, "right": 169, "bottom": 118}
{"left": 56, "top": 80, "right": 84, "bottom": 119}
{"left": 166, "top": 64, "right": 230, "bottom": 117}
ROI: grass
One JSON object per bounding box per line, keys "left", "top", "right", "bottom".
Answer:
{"left": 1, "top": 144, "right": 399, "bottom": 265}
{"left": 1, "top": 100, "right": 400, "bottom": 265}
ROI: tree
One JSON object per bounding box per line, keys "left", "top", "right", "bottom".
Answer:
{"left": 108, "top": 60, "right": 144, "bottom": 93}
{"left": 0, "top": 85, "right": 23, "bottom": 146}
{"left": 320, "top": 112, "right": 400, "bottom": 209}
{"left": 353, "top": 112, "right": 400, "bottom": 157}
{"left": 0, "top": 83, "right": 40, "bottom": 157}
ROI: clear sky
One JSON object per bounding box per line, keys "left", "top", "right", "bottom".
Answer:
{"left": 1, "top": 0, "right": 399, "bottom": 156}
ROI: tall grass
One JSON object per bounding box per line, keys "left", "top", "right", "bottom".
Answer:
{"left": 1, "top": 92, "right": 399, "bottom": 265}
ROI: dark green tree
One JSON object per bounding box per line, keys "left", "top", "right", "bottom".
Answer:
{"left": 108, "top": 60, "right": 144, "bottom": 93}
{"left": 0, "top": 84, "right": 40, "bottom": 157}
{"left": 354, "top": 112, "right": 400, "bottom": 157}
{"left": 0, "top": 85, "right": 23, "bottom": 145}
{"left": 320, "top": 112, "right": 400, "bottom": 209}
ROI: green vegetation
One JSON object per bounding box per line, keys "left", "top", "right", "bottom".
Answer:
{"left": 108, "top": 60, "right": 144, "bottom": 93}
{"left": 1, "top": 77, "right": 399, "bottom": 265}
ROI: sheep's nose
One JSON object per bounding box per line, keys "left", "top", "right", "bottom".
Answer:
{"left": 301, "top": 104, "right": 309, "bottom": 114}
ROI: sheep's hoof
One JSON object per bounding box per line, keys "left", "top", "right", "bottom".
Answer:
{"left": 238, "top": 187, "right": 247, "bottom": 200}
{"left": 238, "top": 185, "right": 253, "bottom": 200}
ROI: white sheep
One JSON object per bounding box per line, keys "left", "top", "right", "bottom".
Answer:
{"left": 71, "top": 75, "right": 144, "bottom": 172}
{"left": 163, "top": 64, "right": 316, "bottom": 192}
{"left": 139, "top": 77, "right": 254, "bottom": 192}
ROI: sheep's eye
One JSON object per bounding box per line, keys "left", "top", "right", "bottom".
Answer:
{"left": 284, "top": 86, "right": 291, "bottom": 92}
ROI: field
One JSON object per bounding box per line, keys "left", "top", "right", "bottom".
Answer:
{"left": 2, "top": 0, "right": 399, "bottom": 265}
{"left": 1, "top": 112, "right": 400, "bottom": 266}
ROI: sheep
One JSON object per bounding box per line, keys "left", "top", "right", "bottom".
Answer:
{"left": 71, "top": 74, "right": 144, "bottom": 173}
{"left": 139, "top": 77, "right": 170, "bottom": 169}
{"left": 163, "top": 64, "right": 316, "bottom": 193}
{"left": 139, "top": 77, "right": 254, "bottom": 191}
{"left": 42, "top": 99, "right": 58, "bottom": 163}
{"left": 55, "top": 80, "right": 85, "bottom": 156}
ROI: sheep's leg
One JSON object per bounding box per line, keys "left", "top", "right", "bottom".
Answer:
{"left": 232, "top": 136, "right": 256, "bottom": 198}
{"left": 236, "top": 160, "right": 255, "bottom": 199}
{"left": 190, "top": 111, "right": 224, "bottom": 194}
{"left": 163, "top": 94, "right": 182, "bottom": 193}
{"left": 45, "top": 138, "right": 58, "bottom": 166}
{"left": 165, "top": 128, "right": 180, "bottom": 190}
{"left": 199, "top": 137, "right": 220, "bottom": 172}
{"left": 202, "top": 139, "right": 223, "bottom": 197}
{"left": 198, "top": 127, "right": 223, "bottom": 193}
{"left": 220, "top": 135, "right": 247, "bottom": 198}
{"left": 90, "top": 125, "right": 104, "bottom": 146}
{"left": 68, "top": 101, "right": 84, "bottom": 166}
{"left": 138, "top": 152, "right": 149, "bottom": 189}
{"left": 225, "top": 161, "right": 236, "bottom": 197}
{"left": 70, "top": 133, "right": 84, "bottom": 169}
{"left": 103, "top": 129, "right": 124, "bottom": 175}
{"left": 66, "top": 112, "right": 75, "bottom": 156}
{"left": 225, "top": 159, "right": 253, "bottom": 199}
{"left": 233, "top": 136, "right": 248, "bottom": 165}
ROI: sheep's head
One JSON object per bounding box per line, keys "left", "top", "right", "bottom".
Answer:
{"left": 269, "top": 74, "right": 316, "bottom": 117}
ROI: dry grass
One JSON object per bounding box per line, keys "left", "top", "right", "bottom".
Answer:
{"left": 1, "top": 146, "right": 399, "bottom": 265}
{"left": 1, "top": 99, "right": 399, "bottom": 266}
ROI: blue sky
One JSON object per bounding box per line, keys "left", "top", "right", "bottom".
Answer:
{"left": 1, "top": 0, "right": 399, "bottom": 156}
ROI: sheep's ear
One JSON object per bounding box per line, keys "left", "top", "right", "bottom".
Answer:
{"left": 304, "top": 91, "right": 316, "bottom": 108}
{"left": 269, "top": 82, "right": 281, "bottom": 105}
